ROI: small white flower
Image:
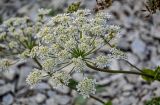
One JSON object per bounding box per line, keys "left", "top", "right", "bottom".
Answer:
{"left": 0, "top": 59, "right": 13, "bottom": 71}
{"left": 0, "top": 32, "right": 6, "bottom": 40}
{"left": 107, "top": 25, "right": 120, "bottom": 33}
{"left": 8, "top": 41, "right": 18, "bottom": 49}
{"left": 49, "top": 71, "right": 71, "bottom": 88}
{"left": 110, "top": 48, "right": 127, "bottom": 60}
{"left": 78, "top": 42, "right": 90, "bottom": 52}
{"left": 42, "top": 58, "right": 55, "bottom": 72}
{"left": 72, "top": 57, "right": 86, "bottom": 72}
{"left": 90, "top": 25, "right": 106, "bottom": 36}
{"left": 29, "top": 46, "right": 39, "bottom": 58}
{"left": 76, "top": 77, "right": 96, "bottom": 98}
{"left": 19, "top": 49, "right": 30, "bottom": 59}
{"left": 38, "top": 8, "right": 51, "bottom": 15}
{"left": 3, "top": 18, "right": 15, "bottom": 26}
{"left": 57, "top": 50, "right": 71, "bottom": 62}
{"left": 26, "top": 69, "right": 43, "bottom": 86}
{"left": 52, "top": 14, "right": 70, "bottom": 23}
{"left": 38, "top": 46, "right": 49, "bottom": 58}
{"left": 73, "top": 9, "right": 91, "bottom": 16}
{"left": 96, "top": 12, "right": 112, "bottom": 19}
{"left": 94, "top": 55, "right": 111, "bottom": 68}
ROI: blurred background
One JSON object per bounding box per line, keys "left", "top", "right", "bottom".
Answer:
{"left": 0, "top": 0, "right": 160, "bottom": 105}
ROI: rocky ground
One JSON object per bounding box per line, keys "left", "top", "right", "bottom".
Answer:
{"left": 0, "top": 0, "right": 160, "bottom": 105}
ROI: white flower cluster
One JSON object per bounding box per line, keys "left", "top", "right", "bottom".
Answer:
{"left": 76, "top": 77, "right": 96, "bottom": 98}
{"left": 49, "top": 71, "right": 71, "bottom": 88}
{"left": 26, "top": 69, "right": 43, "bottom": 86}
{"left": 0, "top": 58, "right": 13, "bottom": 71}
{"left": 26, "top": 9, "right": 126, "bottom": 97}
{"left": 0, "top": 9, "right": 50, "bottom": 58}
{"left": 34, "top": 9, "right": 125, "bottom": 71}
{"left": 0, "top": 9, "right": 127, "bottom": 98}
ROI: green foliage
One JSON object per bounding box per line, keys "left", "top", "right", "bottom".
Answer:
{"left": 74, "top": 95, "right": 87, "bottom": 105}
{"left": 48, "top": 8, "right": 63, "bottom": 16}
{"left": 154, "top": 66, "right": 160, "bottom": 80}
{"left": 145, "top": 97, "right": 160, "bottom": 105}
{"left": 0, "top": 16, "right": 3, "bottom": 24}
{"left": 67, "top": 2, "right": 81, "bottom": 13}
{"left": 141, "top": 66, "right": 160, "bottom": 82}
{"left": 104, "top": 101, "right": 112, "bottom": 105}
{"left": 68, "top": 79, "right": 78, "bottom": 89}
{"left": 141, "top": 69, "right": 155, "bottom": 82}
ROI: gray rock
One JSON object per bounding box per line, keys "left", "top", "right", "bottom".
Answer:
{"left": 72, "top": 73, "right": 84, "bottom": 81}
{"left": 17, "top": 97, "right": 37, "bottom": 105}
{"left": 17, "top": 66, "right": 32, "bottom": 89}
{"left": 34, "top": 82, "right": 50, "bottom": 90}
{"left": 127, "top": 53, "right": 139, "bottom": 65}
{"left": 35, "top": 93, "right": 46, "bottom": 103}
{"left": 55, "top": 95, "right": 70, "bottom": 105}
{"left": 3, "top": 69, "right": 16, "bottom": 80}
{"left": 122, "top": 91, "right": 131, "bottom": 96}
{"left": 2, "top": 94, "right": 14, "bottom": 105}
{"left": 55, "top": 86, "right": 69, "bottom": 94}
{"left": 0, "top": 79, "right": 5, "bottom": 85}
{"left": 46, "top": 98, "right": 58, "bottom": 105}
{"left": 151, "top": 26, "right": 160, "bottom": 39}
{"left": 118, "top": 39, "right": 130, "bottom": 50}
{"left": 47, "top": 90, "right": 56, "bottom": 97}
{"left": 122, "top": 84, "right": 133, "bottom": 91}
{"left": 0, "top": 83, "right": 15, "bottom": 95}
{"left": 131, "top": 38, "right": 147, "bottom": 60}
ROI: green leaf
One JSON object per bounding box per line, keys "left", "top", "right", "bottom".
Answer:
{"left": 68, "top": 79, "right": 78, "bottom": 89}
{"left": 0, "top": 16, "right": 3, "bottom": 24}
{"left": 104, "top": 101, "right": 112, "bottom": 105}
{"left": 141, "top": 69, "right": 155, "bottom": 82}
{"left": 154, "top": 66, "right": 160, "bottom": 80}
{"left": 96, "top": 84, "right": 106, "bottom": 93}
{"left": 74, "top": 95, "right": 87, "bottom": 105}
{"left": 67, "top": 2, "right": 81, "bottom": 13}
{"left": 145, "top": 97, "right": 160, "bottom": 105}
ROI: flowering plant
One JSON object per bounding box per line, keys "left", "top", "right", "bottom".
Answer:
{"left": 0, "top": 8, "right": 159, "bottom": 104}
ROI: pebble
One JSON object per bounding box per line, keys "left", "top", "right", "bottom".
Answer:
{"left": 3, "top": 69, "right": 16, "bottom": 80}
{"left": 0, "top": 79, "right": 5, "bottom": 85}
{"left": 46, "top": 98, "right": 58, "bottom": 105}
{"left": 17, "top": 66, "right": 32, "bottom": 89}
{"left": 2, "top": 93, "right": 14, "bottom": 105}
{"left": 34, "top": 82, "right": 50, "bottom": 90}
{"left": 0, "top": 83, "right": 15, "bottom": 96}
{"left": 123, "top": 84, "right": 134, "bottom": 91}
{"left": 131, "top": 38, "right": 147, "bottom": 60}
{"left": 55, "top": 95, "right": 70, "bottom": 105}
{"left": 35, "top": 93, "right": 46, "bottom": 103}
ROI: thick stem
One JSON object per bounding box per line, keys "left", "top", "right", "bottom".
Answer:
{"left": 86, "top": 63, "right": 154, "bottom": 79}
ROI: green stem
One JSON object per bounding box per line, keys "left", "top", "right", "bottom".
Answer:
{"left": 86, "top": 63, "right": 154, "bottom": 79}
{"left": 33, "top": 57, "right": 42, "bottom": 70}
{"left": 121, "top": 59, "right": 142, "bottom": 72}
{"left": 90, "top": 95, "right": 106, "bottom": 104}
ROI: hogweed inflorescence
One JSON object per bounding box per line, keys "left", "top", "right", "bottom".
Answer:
{"left": 0, "top": 9, "right": 127, "bottom": 98}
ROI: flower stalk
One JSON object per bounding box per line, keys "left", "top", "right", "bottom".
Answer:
{"left": 86, "top": 63, "right": 154, "bottom": 79}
